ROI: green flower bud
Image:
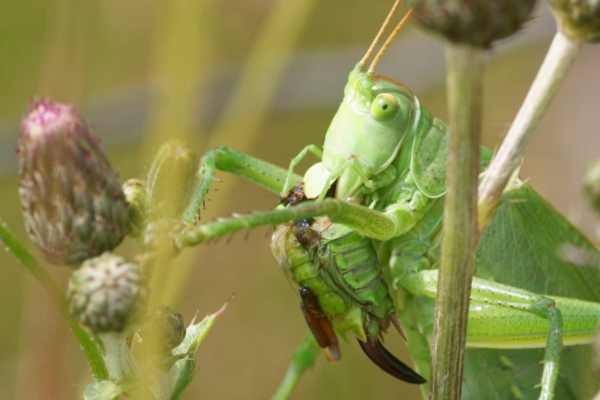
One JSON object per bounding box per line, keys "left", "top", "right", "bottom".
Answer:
{"left": 68, "top": 253, "right": 142, "bottom": 333}
{"left": 18, "top": 100, "right": 129, "bottom": 266}
{"left": 123, "top": 179, "right": 148, "bottom": 238}
{"left": 549, "top": 0, "right": 600, "bottom": 42}
{"left": 409, "top": 0, "right": 537, "bottom": 48}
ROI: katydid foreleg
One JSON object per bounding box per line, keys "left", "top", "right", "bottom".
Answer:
{"left": 282, "top": 144, "right": 323, "bottom": 196}
{"left": 175, "top": 195, "right": 437, "bottom": 248}
{"left": 181, "top": 146, "right": 301, "bottom": 224}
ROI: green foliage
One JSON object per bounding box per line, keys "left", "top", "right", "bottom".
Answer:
{"left": 465, "top": 185, "right": 600, "bottom": 399}
{"left": 165, "top": 305, "right": 227, "bottom": 400}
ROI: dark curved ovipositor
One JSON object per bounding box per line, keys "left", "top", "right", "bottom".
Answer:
{"left": 358, "top": 337, "right": 426, "bottom": 384}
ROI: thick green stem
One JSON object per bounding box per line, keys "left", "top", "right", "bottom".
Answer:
{"left": 478, "top": 31, "right": 581, "bottom": 229}
{"left": 430, "top": 44, "right": 484, "bottom": 400}
{"left": 271, "top": 335, "right": 320, "bottom": 400}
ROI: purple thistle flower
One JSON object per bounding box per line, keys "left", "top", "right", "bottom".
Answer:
{"left": 18, "top": 99, "right": 129, "bottom": 266}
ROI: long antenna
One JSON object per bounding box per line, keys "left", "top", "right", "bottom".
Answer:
{"left": 358, "top": 0, "right": 402, "bottom": 70}
{"left": 368, "top": 8, "right": 413, "bottom": 74}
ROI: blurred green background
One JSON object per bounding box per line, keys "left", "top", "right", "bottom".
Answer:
{"left": 1, "top": 1, "right": 600, "bottom": 399}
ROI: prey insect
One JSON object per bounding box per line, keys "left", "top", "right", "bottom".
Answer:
{"left": 176, "top": 2, "right": 600, "bottom": 399}
{"left": 272, "top": 185, "right": 425, "bottom": 383}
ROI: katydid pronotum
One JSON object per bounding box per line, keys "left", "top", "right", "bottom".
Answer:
{"left": 173, "top": 3, "right": 600, "bottom": 399}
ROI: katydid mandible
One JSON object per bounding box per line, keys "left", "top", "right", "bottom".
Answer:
{"left": 175, "top": 3, "right": 600, "bottom": 399}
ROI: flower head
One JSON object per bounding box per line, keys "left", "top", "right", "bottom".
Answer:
{"left": 18, "top": 99, "right": 129, "bottom": 266}
{"left": 68, "top": 253, "right": 143, "bottom": 333}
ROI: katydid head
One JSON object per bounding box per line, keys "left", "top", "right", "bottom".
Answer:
{"left": 303, "top": 6, "right": 417, "bottom": 200}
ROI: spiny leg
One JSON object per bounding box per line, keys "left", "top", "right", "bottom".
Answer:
{"left": 182, "top": 146, "right": 302, "bottom": 224}
{"left": 175, "top": 197, "right": 428, "bottom": 248}
{"left": 281, "top": 144, "right": 322, "bottom": 196}
{"left": 401, "top": 270, "right": 563, "bottom": 400}
{"left": 271, "top": 334, "right": 321, "bottom": 400}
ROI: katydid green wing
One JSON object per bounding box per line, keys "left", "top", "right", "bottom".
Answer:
{"left": 465, "top": 185, "right": 600, "bottom": 399}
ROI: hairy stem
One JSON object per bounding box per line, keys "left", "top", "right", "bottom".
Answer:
{"left": 478, "top": 31, "right": 581, "bottom": 229}
{"left": 271, "top": 335, "right": 320, "bottom": 400}
{"left": 430, "top": 44, "right": 484, "bottom": 400}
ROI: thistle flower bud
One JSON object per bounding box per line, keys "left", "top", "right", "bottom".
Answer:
{"left": 549, "top": 0, "right": 600, "bottom": 42}
{"left": 410, "top": 0, "right": 537, "bottom": 48}
{"left": 68, "top": 253, "right": 143, "bottom": 333}
{"left": 18, "top": 100, "right": 129, "bottom": 266}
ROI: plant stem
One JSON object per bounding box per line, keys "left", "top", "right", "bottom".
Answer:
{"left": 0, "top": 220, "right": 108, "bottom": 380}
{"left": 271, "top": 335, "right": 320, "bottom": 400}
{"left": 99, "top": 333, "right": 132, "bottom": 382}
{"left": 430, "top": 43, "right": 484, "bottom": 400}
{"left": 478, "top": 31, "right": 581, "bottom": 229}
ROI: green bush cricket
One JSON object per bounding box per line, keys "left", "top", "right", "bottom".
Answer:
{"left": 174, "top": 3, "right": 600, "bottom": 399}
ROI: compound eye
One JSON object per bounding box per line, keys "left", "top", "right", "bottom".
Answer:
{"left": 370, "top": 93, "right": 399, "bottom": 121}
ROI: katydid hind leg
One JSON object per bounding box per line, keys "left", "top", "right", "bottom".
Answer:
{"left": 402, "top": 270, "right": 564, "bottom": 400}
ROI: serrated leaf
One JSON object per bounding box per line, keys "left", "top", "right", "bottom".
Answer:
{"left": 167, "top": 303, "right": 227, "bottom": 399}
{"left": 172, "top": 303, "right": 226, "bottom": 357}
{"left": 83, "top": 381, "right": 123, "bottom": 400}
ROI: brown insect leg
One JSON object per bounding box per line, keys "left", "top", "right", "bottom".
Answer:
{"left": 299, "top": 287, "right": 341, "bottom": 362}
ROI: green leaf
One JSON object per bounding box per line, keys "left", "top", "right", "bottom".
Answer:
{"left": 172, "top": 303, "right": 226, "bottom": 357}
{"left": 167, "top": 304, "right": 227, "bottom": 399}
{"left": 83, "top": 381, "right": 123, "bottom": 400}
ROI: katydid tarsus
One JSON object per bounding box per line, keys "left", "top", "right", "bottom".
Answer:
{"left": 174, "top": 3, "right": 600, "bottom": 399}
